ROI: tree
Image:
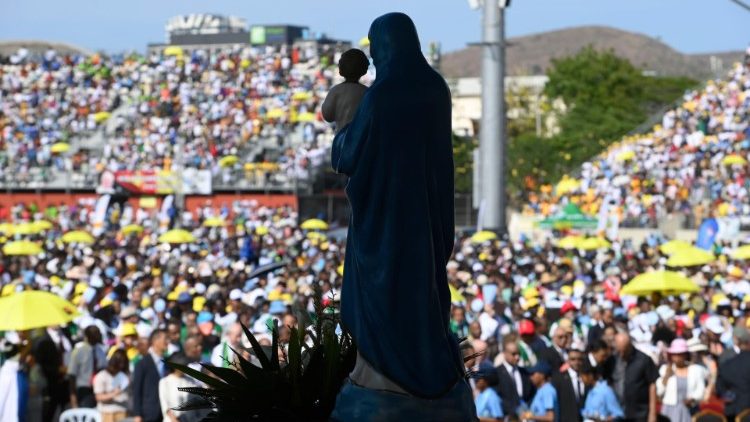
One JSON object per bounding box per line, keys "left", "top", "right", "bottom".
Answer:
{"left": 506, "top": 47, "right": 696, "bottom": 191}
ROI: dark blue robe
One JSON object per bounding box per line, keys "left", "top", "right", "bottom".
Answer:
{"left": 332, "top": 12, "right": 464, "bottom": 399}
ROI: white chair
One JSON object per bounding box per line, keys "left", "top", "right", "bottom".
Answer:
{"left": 59, "top": 408, "right": 101, "bottom": 422}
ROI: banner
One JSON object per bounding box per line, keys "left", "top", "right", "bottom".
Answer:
{"left": 113, "top": 170, "right": 212, "bottom": 195}
{"left": 90, "top": 195, "right": 111, "bottom": 236}
{"left": 97, "top": 170, "right": 116, "bottom": 194}
{"left": 181, "top": 169, "right": 212, "bottom": 195}
{"left": 696, "top": 218, "right": 719, "bottom": 250}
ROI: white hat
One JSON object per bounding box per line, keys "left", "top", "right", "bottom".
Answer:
{"left": 136, "top": 323, "right": 153, "bottom": 339}
{"left": 687, "top": 337, "right": 708, "bottom": 353}
{"left": 470, "top": 298, "right": 484, "bottom": 313}
{"left": 194, "top": 283, "right": 207, "bottom": 295}
{"left": 656, "top": 305, "right": 675, "bottom": 321}
{"left": 704, "top": 316, "right": 725, "bottom": 334}
{"left": 229, "top": 289, "right": 243, "bottom": 301}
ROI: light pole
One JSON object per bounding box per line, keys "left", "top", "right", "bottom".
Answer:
{"left": 470, "top": 0, "right": 509, "bottom": 235}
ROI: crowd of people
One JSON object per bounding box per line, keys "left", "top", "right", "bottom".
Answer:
{"left": 527, "top": 57, "right": 750, "bottom": 230}
{"left": 0, "top": 197, "right": 749, "bottom": 421}
{"left": 0, "top": 45, "right": 357, "bottom": 189}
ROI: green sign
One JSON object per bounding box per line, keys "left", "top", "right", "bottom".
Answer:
{"left": 250, "top": 26, "right": 266, "bottom": 45}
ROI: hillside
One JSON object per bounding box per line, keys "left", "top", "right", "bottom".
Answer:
{"left": 439, "top": 25, "right": 743, "bottom": 80}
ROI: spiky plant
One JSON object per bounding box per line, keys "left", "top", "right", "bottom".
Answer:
{"left": 166, "top": 289, "right": 356, "bottom": 422}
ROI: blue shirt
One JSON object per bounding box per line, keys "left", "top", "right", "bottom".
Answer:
{"left": 475, "top": 388, "right": 504, "bottom": 419}
{"left": 530, "top": 382, "right": 559, "bottom": 421}
{"left": 582, "top": 380, "right": 624, "bottom": 419}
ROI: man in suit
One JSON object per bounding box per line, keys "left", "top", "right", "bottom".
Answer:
{"left": 717, "top": 326, "right": 750, "bottom": 420}
{"left": 611, "top": 332, "right": 658, "bottom": 422}
{"left": 133, "top": 329, "right": 169, "bottom": 422}
{"left": 551, "top": 347, "right": 588, "bottom": 422}
{"left": 32, "top": 327, "right": 72, "bottom": 421}
{"left": 540, "top": 326, "right": 570, "bottom": 372}
{"left": 495, "top": 335, "right": 534, "bottom": 418}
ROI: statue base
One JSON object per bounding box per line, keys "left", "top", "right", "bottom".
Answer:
{"left": 330, "top": 378, "right": 477, "bottom": 422}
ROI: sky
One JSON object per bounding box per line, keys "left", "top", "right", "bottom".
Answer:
{"left": 1, "top": 0, "right": 748, "bottom": 54}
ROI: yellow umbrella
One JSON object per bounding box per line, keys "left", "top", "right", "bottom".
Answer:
{"left": 449, "top": 284, "right": 465, "bottom": 303}
{"left": 722, "top": 155, "right": 747, "bottom": 166}
{"left": 659, "top": 240, "right": 693, "bottom": 255}
{"left": 621, "top": 271, "right": 699, "bottom": 296}
{"left": 3, "top": 240, "right": 43, "bottom": 256}
{"left": 0, "top": 291, "right": 80, "bottom": 331}
{"left": 616, "top": 150, "right": 636, "bottom": 161}
{"left": 297, "top": 112, "right": 317, "bottom": 123}
{"left": 164, "top": 46, "right": 184, "bottom": 57}
{"left": 292, "top": 91, "right": 313, "bottom": 101}
{"left": 730, "top": 245, "right": 750, "bottom": 260}
{"left": 578, "top": 237, "right": 611, "bottom": 251}
{"left": 120, "top": 224, "right": 144, "bottom": 235}
{"left": 557, "top": 236, "right": 583, "bottom": 250}
{"left": 300, "top": 219, "right": 329, "bottom": 231}
{"left": 255, "top": 226, "right": 269, "bottom": 236}
{"left": 32, "top": 220, "right": 53, "bottom": 231}
{"left": 62, "top": 230, "right": 95, "bottom": 244}
{"left": 158, "top": 229, "right": 195, "bottom": 244}
{"left": 555, "top": 177, "right": 580, "bottom": 196}
{"left": 0, "top": 223, "right": 14, "bottom": 234}
{"left": 50, "top": 142, "right": 70, "bottom": 153}
{"left": 666, "top": 247, "right": 715, "bottom": 267}
{"left": 358, "top": 36, "right": 370, "bottom": 46}
{"left": 12, "top": 222, "right": 43, "bottom": 235}
{"left": 203, "top": 217, "right": 226, "bottom": 227}
{"left": 306, "top": 231, "right": 328, "bottom": 241}
{"left": 244, "top": 163, "right": 257, "bottom": 170}
{"left": 259, "top": 162, "right": 279, "bottom": 171}
{"left": 218, "top": 155, "right": 239, "bottom": 168}
{"left": 93, "top": 111, "right": 111, "bottom": 123}
{"left": 471, "top": 230, "right": 497, "bottom": 244}
{"left": 266, "top": 108, "right": 286, "bottom": 119}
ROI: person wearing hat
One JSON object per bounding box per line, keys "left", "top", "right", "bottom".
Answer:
{"left": 656, "top": 338, "right": 706, "bottom": 422}
{"left": 579, "top": 360, "right": 624, "bottom": 421}
{"left": 522, "top": 361, "right": 558, "bottom": 422}
{"left": 517, "top": 319, "right": 543, "bottom": 368}
{"left": 472, "top": 361, "right": 504, "bottom": 421}
{"left": 716, "top": 326, "right": 750, "bottom": 420}
{"left": 687, "top": 337, "right": 716, "bottom": 402}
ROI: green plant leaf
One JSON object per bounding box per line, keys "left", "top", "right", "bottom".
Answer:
{"left": 200, "top": 364, "right": 250, "bottom": 390}
{"left": 227, "top": 345, "right": 269, "bottom": 381}
{"left": 239, "top": 322, "right": 272, "bottom": 370}
{"left": 288, "top": 327, "right": 302, "bottom": 407}
{"left": 172, "top": 396, "right": 214, "bottom": 412}
{"left": 165, "top": 361, "right": 229, "bottom": 390}
{"left": 270, "top": 319, "right": 280, "bottom": 371}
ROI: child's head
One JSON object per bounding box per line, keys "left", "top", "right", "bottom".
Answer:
{"left": 338, "top": 49, "right": 370, "bottom": 82}
{"left": 471, "top": 361, "right": 498, "bottom": 391}
{"left": 580, "top": 360, "right": 598, "bottom": 387}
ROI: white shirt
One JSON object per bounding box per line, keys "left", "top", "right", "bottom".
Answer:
{"left": 158, "top": 374, "right": 196, "bottom": 421}
{"left": 503, "top": 361, "right": 523, "bottom": 398}
{"left": 568, "top": 368, "right": 584, "bottom": 401}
